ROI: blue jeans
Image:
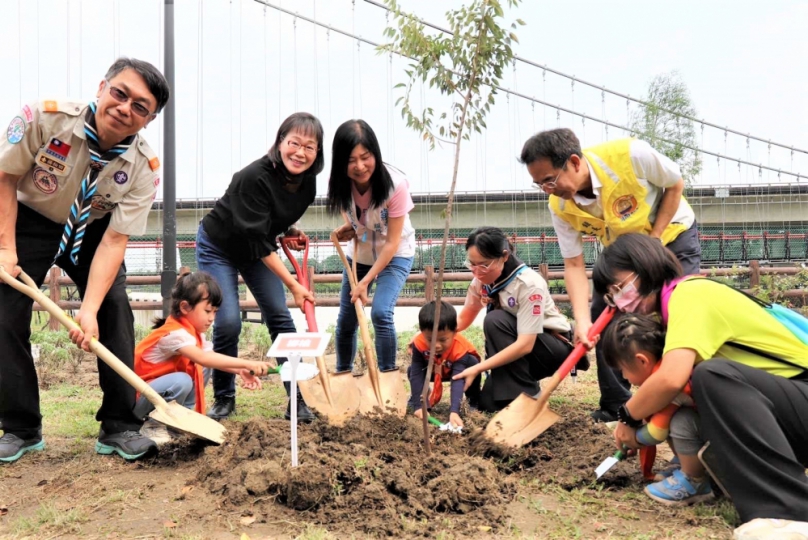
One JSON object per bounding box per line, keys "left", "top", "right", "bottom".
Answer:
{"left": 335, "top": 256, "right": 413, "bottom": 372}
{"left": 133, "top": 372, "right": 195, "bottom": 419}
{"left": 196, "top": 224, "right": 296, "bottom": 399}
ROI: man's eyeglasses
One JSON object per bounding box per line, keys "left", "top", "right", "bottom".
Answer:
{"left": 286, "top": 139, "right": 318, "bottom": 156}
{"left": 531, "top": 161, "right": 567, "bottom": 192}
{"left": 106, "top": 83, "right": 153, "bottom": 118}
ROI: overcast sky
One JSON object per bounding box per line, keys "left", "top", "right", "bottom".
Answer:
{"left": 1, "top": 0, "right": 806, "bottom": 201}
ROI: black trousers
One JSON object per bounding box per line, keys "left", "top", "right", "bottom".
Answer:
{"left": 479, "top": 309, "right": 573, "bottom": 412}
{"left": 692, "top": 360, "right": 808, "bottom": 524}
{"left": 594, "top": 222, "right": 702, "bottom": 411}
{"left": 0, "top": 203, "right": 141, "bottom": 438}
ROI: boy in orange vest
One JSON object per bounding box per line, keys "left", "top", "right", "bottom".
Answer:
{"left": 408, "top": 301, "right": 481, "bottom": 428}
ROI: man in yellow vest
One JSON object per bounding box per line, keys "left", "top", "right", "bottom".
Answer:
{"left": 519, "top": 128, "right": 700, "bottom": 422}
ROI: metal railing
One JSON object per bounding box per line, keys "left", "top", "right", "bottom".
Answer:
{"left": 35, "top": 262, "right": 808, "bottom": 330}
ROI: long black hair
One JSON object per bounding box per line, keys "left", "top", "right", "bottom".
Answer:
{"left": 465, "top": 226, "right": 514, "bottom": 258}
{"left": 152, "top": 271, "right": 223, "bottom": 329}
{"left": 326, "top": 119, "right": 393, "bottom": 214}
{"left": 592, "top": 233, "right": 682, "bottom": 296}
{"left": 267, "top": 112, "right": 325, "bottom": 179}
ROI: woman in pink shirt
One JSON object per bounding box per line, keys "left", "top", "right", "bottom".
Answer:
{"left": 327, "top": 120, "right": 416, "bottom": 372}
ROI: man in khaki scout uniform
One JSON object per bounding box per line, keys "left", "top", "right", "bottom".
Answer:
{"left": 0, "top": 58, "right": 170, "bottom": 463}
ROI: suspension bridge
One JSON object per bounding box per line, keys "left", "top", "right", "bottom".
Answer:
{"left": 2, "top": 0, "right": 806, "bottom": 288}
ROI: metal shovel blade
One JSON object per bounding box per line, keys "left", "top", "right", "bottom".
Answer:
{"left": 378, "top": 370, "right": 408, "bottom": 417}
{"left": 299, "top": 370, "right": 361, "bottom": 426}
{"left": 484, "top": 394, "right": 561, "bottom": 448}
{"left": 278, "top": 361, "right": 319, "bottom": 382}
{"left": 595, "top": 456, "right": 620, "bottom": 479}
{"left": 149, "top": 402, "right": 227, "bottom": 445}
{"left": 354, "top": 372, "right": 382, "bottom": 414}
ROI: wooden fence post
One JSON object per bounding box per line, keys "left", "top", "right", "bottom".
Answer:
{"left": 538, "top": 263, "right": 549, "bottom": 282}
{"left": 424, "top": 265, "right": 435, "bottom": 303}
{"left": 48, "top": 267, "right": 61, "bottom": 331}
{"left": 307, "top": 265, "right": 316, "bottom": 297}
{"left": 749, "top": 260, "right": 760, "bottom": 288}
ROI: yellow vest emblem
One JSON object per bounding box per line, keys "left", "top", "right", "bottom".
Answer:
{"left": 549, "top": 138, "right": 690, "bottom": 246}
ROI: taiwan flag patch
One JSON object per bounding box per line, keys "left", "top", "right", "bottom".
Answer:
{"left": 46, "top": 138, "right": 71, "bottom": 161}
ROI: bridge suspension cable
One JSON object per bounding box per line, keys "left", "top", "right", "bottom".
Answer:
{"left": 362, "top": 0, "right": 808, "bottom": 157}
{"left": 251, "top": 0, "right": 803, "bottom": 182}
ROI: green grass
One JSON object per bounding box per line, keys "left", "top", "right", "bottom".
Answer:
{"left": 40, "top": 384, "right": 103, "bottom": 439}
{"left": 11, "top": 502, "right": 88, "bottom": 537}
{"left": 223, "top": 379, "right": 288, "bottom": 421}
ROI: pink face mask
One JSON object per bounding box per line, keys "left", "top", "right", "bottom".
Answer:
{"left": 613, "top": 281, "right": 643, "bottom": 312}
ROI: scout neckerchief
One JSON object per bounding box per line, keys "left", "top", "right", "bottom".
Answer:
{"left": 410, "top": 333, "right": 481, "bottom": 407}
{"left": 481, "top": 255, "right": 527, "bottom": 312}
{"left": 55, "top": 102, "right": 135, "bottom": 265}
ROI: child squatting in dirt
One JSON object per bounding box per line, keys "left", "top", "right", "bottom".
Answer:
{"left": 407, "top": 301, "right": 482, "bottom": 428}
{"left": 134, "top": 271, "right": 273, "bottom": 444}
{"left": 601, "top": 312, "right": 713, "bottom": 506}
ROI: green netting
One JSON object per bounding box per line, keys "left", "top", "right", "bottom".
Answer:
{"left": 131, "top": 223, "right": 808, "bottom": 277}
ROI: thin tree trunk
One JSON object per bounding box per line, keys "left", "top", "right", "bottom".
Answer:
{"left": 420, "top": 9, "right": 488, "bottom": 453}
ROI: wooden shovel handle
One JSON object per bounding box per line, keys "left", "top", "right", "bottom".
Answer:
{"left": 330, "top": 232, "right": 381, "bottom": 398}
{"left": 0, "top": 266, "right": 169, "bottom": 409}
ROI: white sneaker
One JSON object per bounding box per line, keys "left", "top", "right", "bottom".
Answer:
{"left": 140, "top": 419, "right": 172, "bottom": 446}
{"left": 734, "top": 518, "right": 808, "bottom": 540}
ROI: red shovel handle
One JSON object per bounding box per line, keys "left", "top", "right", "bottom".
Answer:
{"left": 556, "top": 307, "right": 616, "bottom": 384}
{"left": 280, "top": 236, "right": 318, "bottom": 332}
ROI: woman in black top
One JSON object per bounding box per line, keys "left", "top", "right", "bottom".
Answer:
{"left": 196, "top": 112, "right": 323, "bottom": 421}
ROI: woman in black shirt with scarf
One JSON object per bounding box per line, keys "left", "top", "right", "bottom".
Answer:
{"left": 196, "top": 112, "right": 323, "bottom": 421}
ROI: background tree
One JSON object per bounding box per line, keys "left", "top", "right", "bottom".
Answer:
{"left": 630, "top": 71, "right": 702, "bottom": 184}
{"left": 380, "top": 0, "right": 524, "bottom": 451}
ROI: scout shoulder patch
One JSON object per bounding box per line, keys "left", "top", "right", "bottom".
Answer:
{"left": 22, "top": 105, "right": 34, "bottom": 123}
{"left": 6, "top": 117, "right": 25, "bottom": 144}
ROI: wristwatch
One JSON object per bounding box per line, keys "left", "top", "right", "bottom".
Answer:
{"left": 617, "top": 403, "right": 643, "bottom": 428}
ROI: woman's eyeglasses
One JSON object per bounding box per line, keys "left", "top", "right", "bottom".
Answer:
{"left": 286, "top": 139, "right": 318, "bottom": 156}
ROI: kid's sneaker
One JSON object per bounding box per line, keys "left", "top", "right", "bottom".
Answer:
{"left": 654, "top": 455, "right": 682, "bottom": 481}
{"left": 644, "top": 469, "right": 714, "bottom": 506}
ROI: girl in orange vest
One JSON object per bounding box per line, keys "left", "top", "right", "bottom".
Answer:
{"left": 408, "top": 301, "right": 481, "bottom": 429}
{"left": 134, "top": 272, "right": 272, "bottom": 442}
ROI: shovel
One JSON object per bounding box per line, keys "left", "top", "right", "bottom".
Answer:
{"left": 280, "top": 238, "right": 360, "bottom": 426}
{"left": 264, "top": 362, "right": 320, "bottom": 381}
{"left": 427, "top": 415, "right": 463, "bottom": 434}
{"left": 484, "top": 307, "right": 616, "bottom": 448}
{"left": 595, "top": 449, "right": 626, "bottom": 479}
{"left": 330, "top": 232, "right": 408, "bottom": 416}
{"left": 0, "top": 266, "right": 227, "bottom": 445}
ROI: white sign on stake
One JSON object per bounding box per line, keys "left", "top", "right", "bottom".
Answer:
{"left": 268, "top": 332, "right": 330, "bottom": 359}
{"left": 267, "top": 332, "right": 331, "bottom": 468}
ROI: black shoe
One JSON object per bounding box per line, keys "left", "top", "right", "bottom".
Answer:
{"left": 284, "top": 397, "right": 315, "bottom": 423}
{"left": 95, "top": 430, "right": 157, "bottom": 460}
{"left": 576, "top": 355, "right": 591, "bottom": 372}
{"left": 207, "top": 396, "right": 236, "bottom": 420}
{"left": 0, "top": 431, "right": 45, "bottom": 463}
{"left": 590, "top": 409, "right": 619, "bottom": 423}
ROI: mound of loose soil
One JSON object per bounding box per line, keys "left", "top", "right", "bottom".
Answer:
{"left": 197, "top": 415, "right": 516, "bottom": 536}
{"left": 194, "top": 405, "right": 649, "bottom": 537}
